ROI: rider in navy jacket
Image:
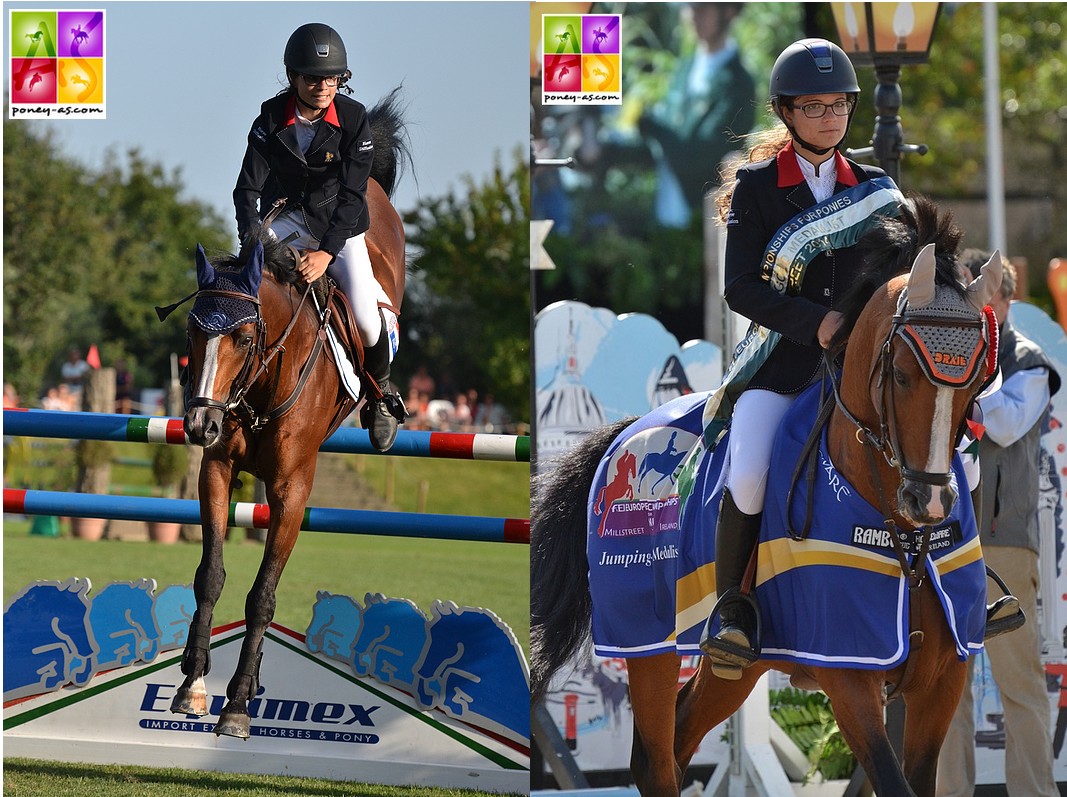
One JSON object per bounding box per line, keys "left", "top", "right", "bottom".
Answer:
{"left": 723, "top": 145, "right": 885, "bottom": 395}
{"left": 233, "top": 23, "right": 402, "bottom": 452}
{"left": 234, "top": 91, "right": 374, "bottom": 260}
{"left": 700, "top": 38, "right": 888, "bottom": 676}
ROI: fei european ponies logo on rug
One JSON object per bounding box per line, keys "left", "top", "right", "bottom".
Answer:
{"left": 8, "top": 9, "right": 105, "bottom": 118}
{"left": 542, "top": 14, "right": 621, "bottom": 106}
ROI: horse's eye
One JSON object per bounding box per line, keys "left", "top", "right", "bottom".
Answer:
{"left": 893, "top": 367, "right": 908, "bottom": 387}
{"left": 236, "top": 334, "right": 253, "bottom": 349}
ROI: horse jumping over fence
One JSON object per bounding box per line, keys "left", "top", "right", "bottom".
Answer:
{"left": 531, "top": 197, "right": 1005, "bottom": 797}
{"left": 161, "top": 90, "right": 410, "bottom": 739}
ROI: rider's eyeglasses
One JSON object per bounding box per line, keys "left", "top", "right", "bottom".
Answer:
{"left": 794, "top": 99, "right": 853, "bottom": 119}
{"left": 300, "top": 73, "right": 341, "bottom": 87}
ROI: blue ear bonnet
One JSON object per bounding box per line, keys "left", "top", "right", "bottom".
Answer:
{"left": 189, "top": 242, "right": 263, "bottom": 334}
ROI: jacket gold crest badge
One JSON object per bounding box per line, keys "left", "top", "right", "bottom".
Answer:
{"left": 325, "top": 152, "right": 335, "bottom": 162}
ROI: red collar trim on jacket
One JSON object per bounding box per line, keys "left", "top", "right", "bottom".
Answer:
{"left": 776, "top": 141, "right": 859, "bottom": 188}
{"left": 284, "top": 95, "right": 340, "bottom": 127}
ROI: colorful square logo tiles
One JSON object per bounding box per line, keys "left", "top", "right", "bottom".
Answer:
{"left": 542, "top": 14, "right": 621, "bottom": 106}
{"left": 9, "top": 10, "right": 106, "bottom": 118}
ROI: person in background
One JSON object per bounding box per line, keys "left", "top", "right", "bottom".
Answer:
{"left": 937, "top": 252, "right": 1060, "bottom": 797}
{"left": 408, "top": 365, "right": 436, "bottom": 400}
{"left": 60, "top": 348, "right": 89, "bottom": 394}
{"left": 115, "top": 359, "right": 134, "bottom": 415}
{"left": 3, "top": 383, "right": 20, "bottom": 410}
{"left": 595, "top": 2, "right": 755, "bottom": 227}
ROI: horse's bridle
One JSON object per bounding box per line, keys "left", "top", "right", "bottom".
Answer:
{"left": 186, "top": 278, "right": 323, "bottom": 431}
{"left": 829, "top": 297, "right": 988, "bottom": 492}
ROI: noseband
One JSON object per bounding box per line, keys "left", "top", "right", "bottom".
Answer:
{"left": 829, "top": 286, "right": 990, "bottom": 491}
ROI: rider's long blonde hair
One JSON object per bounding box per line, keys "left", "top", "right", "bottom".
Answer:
{"left": 714, "top": 124, "right": 793, "bottom": 225}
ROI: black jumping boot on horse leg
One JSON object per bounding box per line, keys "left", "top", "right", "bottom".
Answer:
{"left": 700, "top": 488, "right": 762, "bottom": 679}
{"left": 360, "top": 312, "right": 405, "bottom": 452}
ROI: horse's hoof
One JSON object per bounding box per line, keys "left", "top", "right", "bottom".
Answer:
{"left": 213, "top": 709, "right": 251, "bottom": 739}
{"left": 170, "top": 684, "right": 208, "bottom": 717}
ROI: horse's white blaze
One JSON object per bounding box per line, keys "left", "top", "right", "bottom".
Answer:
{"left": 923, "top": 387, "right": 956, "bottom": 517}
{"left": 195, "top": 336, "right": 222, "bottom": 402}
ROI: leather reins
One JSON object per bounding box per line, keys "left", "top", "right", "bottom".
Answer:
{"left": 785, "top": 297, "right": 988, "bottom": 701}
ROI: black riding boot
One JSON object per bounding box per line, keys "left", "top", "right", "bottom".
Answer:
{"left": 699, "top": 487, "right": 762, "bottom": 678}
{"left": 360, "top": 314, "right": 404, "bottom": 452}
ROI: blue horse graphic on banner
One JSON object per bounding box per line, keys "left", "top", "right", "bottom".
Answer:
{"left": 4, "top": 578, "right": 99, "bottom": 700}
{"left": 154, "top": 584, "right": 195, "bottom": 651}
{"left": 414, "top": 601, "right": 530, "bottom": 744}
{"left": 88, "top": 579, "right": 162, "bottom": 670}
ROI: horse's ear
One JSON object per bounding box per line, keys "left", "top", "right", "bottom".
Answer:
{"left": 906, "top": 243, "right": 937, "bottom": 308}
{"left": 240, "top": 240, "right": 265, "bottom": 294}
{"left": 195, "top": 243, "right": 215, "bottom": 288}
{"left": 966, "top": 249, "right": 1004, "bottom": 311}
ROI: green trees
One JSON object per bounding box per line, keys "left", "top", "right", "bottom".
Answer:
{"left": 401, "top": 150, "right": 531, "bottom": 423}
{"left": 3, "top": 120, "right": 231, "bottom": 402}
{"left": 4, "top": 122, "right": 531, "bottom": 424}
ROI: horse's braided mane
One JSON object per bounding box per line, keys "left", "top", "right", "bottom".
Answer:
{"left": 829, "top": 194, "right": 966, "bottom": 352}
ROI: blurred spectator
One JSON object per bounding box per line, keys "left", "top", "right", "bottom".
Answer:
{"left": 426, "top": 398, "right": 454, "bottom": 429}
{"left": 115, "top": 359, "right": 134, "bottom": 415}
{"left": 408, "top": 365, "right": 436, "bottom": 400}
{"left": 466, "top": 388, "right": 480, "bottom": 424}
{"left": 42, "top": 386, "right": 64, "bottom": 411}
{"left": 60, "top": 347, "right": 90, "bottom": 393}
{"left": 451, "top": 392, "right": 473, "bottom": 430}
{"left": 597, "top": 3, "right": 755, "bottom": 227}
{"left": 404, "top": 388, "right": 432, "bottom": 431}
{"left": 3, "top": 383, "right": 20, "bottom": 409}
{"left": 474, "top": 393, "right": 509, "bottom": 432}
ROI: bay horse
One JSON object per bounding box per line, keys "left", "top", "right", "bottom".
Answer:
{"left": 161, "top": 89, "right": 410, "bottom": 739}
{"left": 531, "top": 198, "right": 1002, "bottom": 796}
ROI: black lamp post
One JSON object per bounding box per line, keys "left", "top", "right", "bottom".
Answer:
{"left": 831, "top": 2, "right": 941, "bottom": 185}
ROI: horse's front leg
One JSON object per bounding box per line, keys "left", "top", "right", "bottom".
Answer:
{"left": 674, "top": 660, "right": 765, "bottom": 773}
{"left": 819, "top": 667, "right": 917, "bottom": 797}
{"left": 171, "top": 454, "right": 234, "bottom": 717}
{"left": 627, "top": 653, "right": 683, "bottom": 797}
{"left": 901, "top": 585, "right": 969, "bottom": 797}
{"left": 213, "top": 457, "right": 315, "bottom": 739}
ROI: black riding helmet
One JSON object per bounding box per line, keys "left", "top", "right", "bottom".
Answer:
{"left": 770, "top": 38, "right": 860, "bottom": 156}
{"left": 284, "top": 23, "right": 348, "bottom": 77}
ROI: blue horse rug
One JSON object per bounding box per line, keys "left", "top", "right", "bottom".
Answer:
{"left": 586, "top": 382, "right": 987, "bottom": 668}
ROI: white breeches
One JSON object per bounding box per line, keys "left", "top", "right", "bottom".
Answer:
{"left": 269, "top": 215, "right": 385, "bottom": 346}
{"left": 725, "top": 389, "right": 798, "bottom": 515}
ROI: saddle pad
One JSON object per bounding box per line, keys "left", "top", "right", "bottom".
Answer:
{"left": 587, "top": 382, "right": 987, "bottom": 665}
{"left": 757, "top": 384, "right": 986, "bottom": 668}
{"left": 587, "top": 391, "right": 722, "bottom": 657}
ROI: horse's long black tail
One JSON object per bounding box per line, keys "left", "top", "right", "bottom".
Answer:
{"left": 367, "top": 86, "right": 414, "bottom": 200}
{"left": 531, "top": 417, "right": 637, "bottom": 705}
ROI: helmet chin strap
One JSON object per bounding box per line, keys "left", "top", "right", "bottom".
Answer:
{"left": 777, "top": 100, "right": 857, "bottom": 159}
{"left": 294, "top": 93, "right": 322, "bottom": 114}
{"left": 790, "top": 129, "right": 836, "bottom": 157}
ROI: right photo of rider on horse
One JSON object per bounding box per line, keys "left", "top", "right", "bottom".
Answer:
{"left": 530, "top": 5, "right": 1067, "bottom": 796}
